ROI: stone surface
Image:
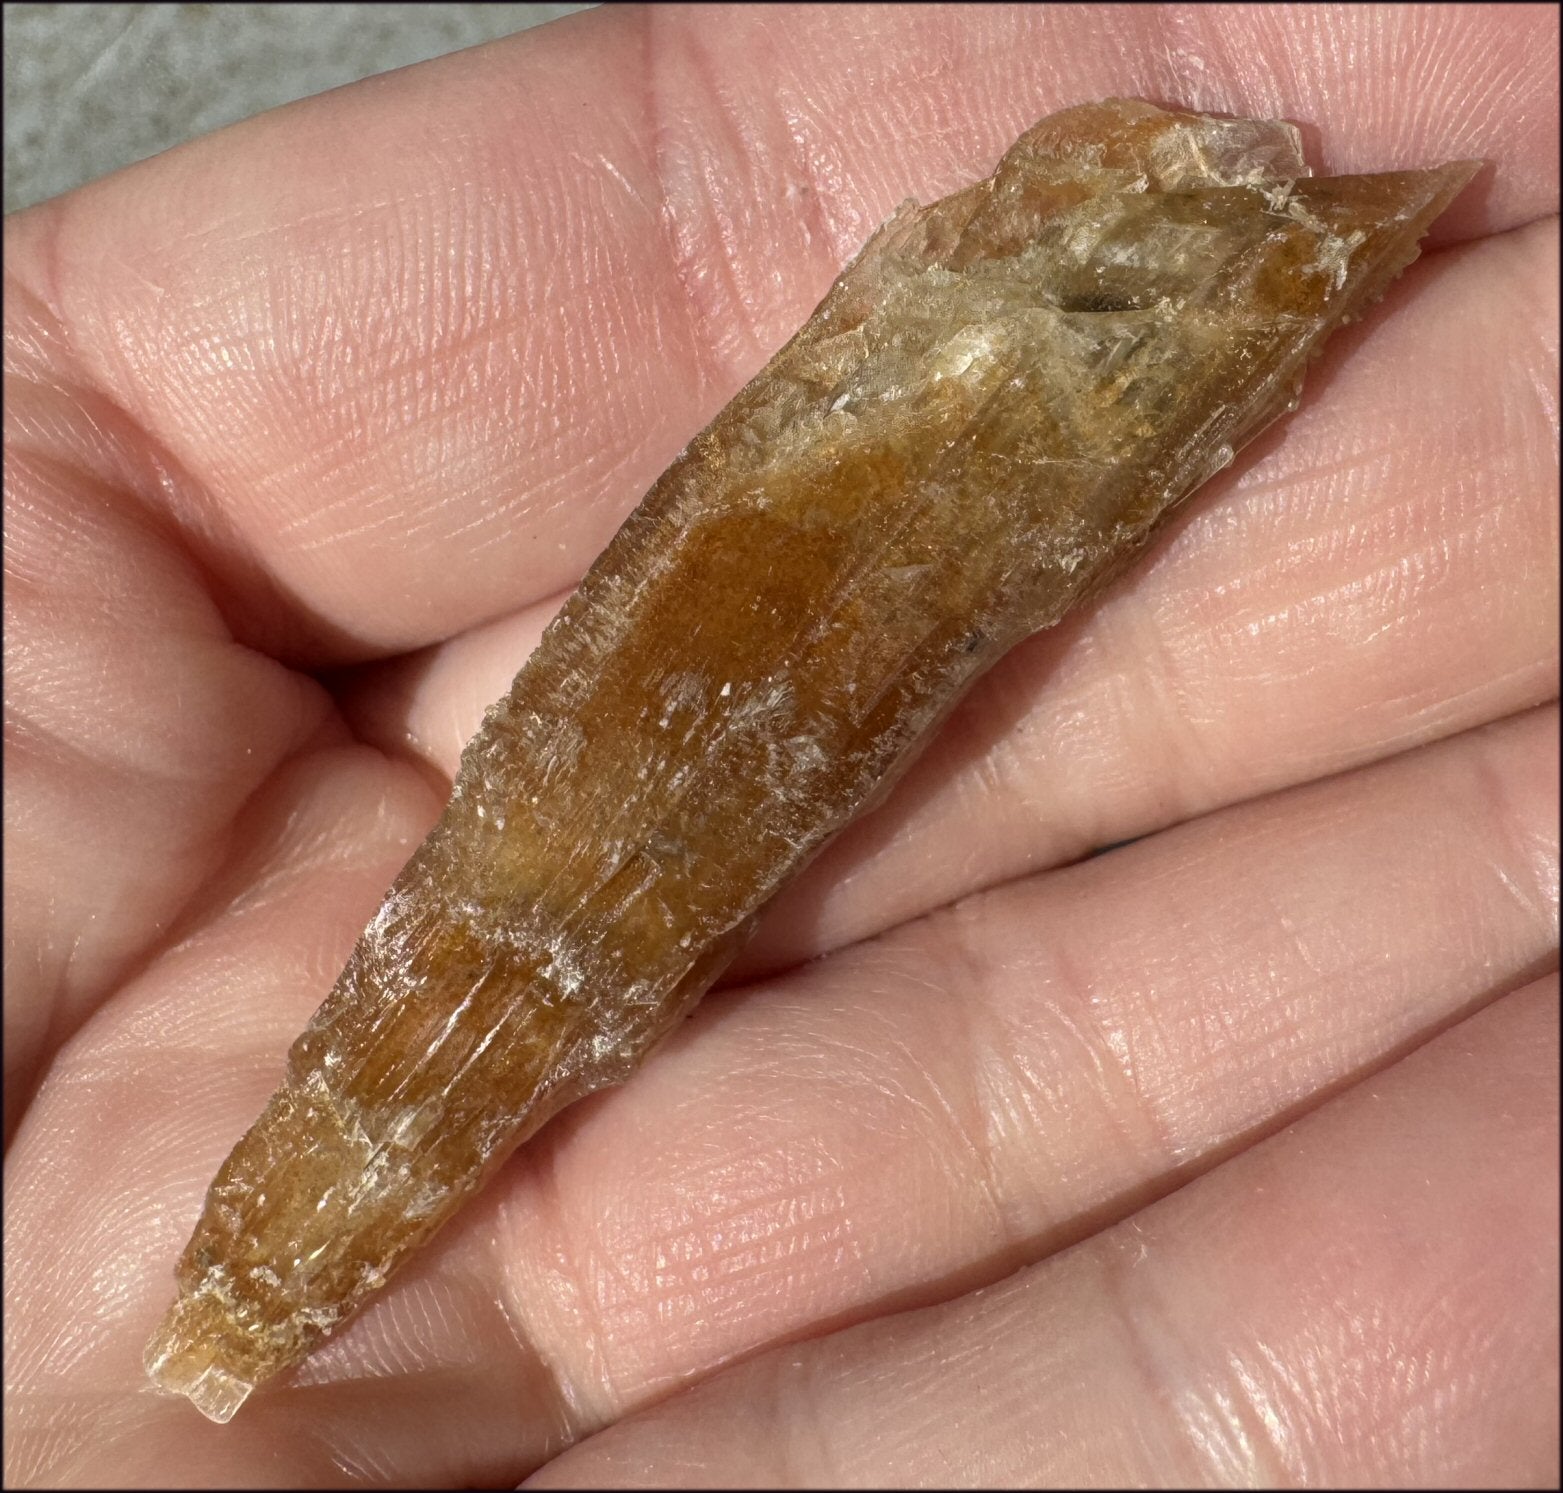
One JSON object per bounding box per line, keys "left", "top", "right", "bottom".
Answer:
{"left": 3, "top": 3, "right": 598, "bottom": 214}
{"left": 144, "top": 98, "right": 1477, "bottom": 1422}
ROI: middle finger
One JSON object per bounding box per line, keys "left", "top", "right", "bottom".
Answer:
{"left": 476, "top": 702, "right": 1558, "bottom": 1440}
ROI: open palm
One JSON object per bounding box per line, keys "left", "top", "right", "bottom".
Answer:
{"left": 5, "top": 5, "right": 1558, "bottom": 1486}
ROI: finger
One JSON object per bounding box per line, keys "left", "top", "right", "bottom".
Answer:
{"left": 8, "top": 705, "right": 1551, "bottom": 1484}
{"left": 339, "top": 217, "right": 1561, "bottom": 979}
{"left": 5, "top": 4, "right": 1554, "bottom": 664}
{"left": 527, "top": 975, "right": 1560, "bottom": 1489}
{"left": 487, "top": 706, "right": 1557, "bottom": 1438}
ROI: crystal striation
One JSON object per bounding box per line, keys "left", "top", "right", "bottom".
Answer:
{"left": 144, "top": 99, "right": 1478, "bottom": 1421}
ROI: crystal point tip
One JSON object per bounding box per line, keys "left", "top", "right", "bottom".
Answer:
{"left": 144, "top": 1297, "right": 256, "bottom": 1424}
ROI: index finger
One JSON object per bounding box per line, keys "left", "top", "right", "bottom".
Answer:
{"left": 7, "top": 2, "right": 1555, "bottom": 664}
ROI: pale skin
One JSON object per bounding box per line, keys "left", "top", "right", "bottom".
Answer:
{"left": 3, "top": 3, "right": 1558, "bottom": 1486}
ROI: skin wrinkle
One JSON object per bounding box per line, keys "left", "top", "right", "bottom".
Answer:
{"left": 960, "top": 935, "right": 1076, "bottom": 1245}
{"left": 1465, "top": 715, "right": 1561, "bottom": 936}
{"left": 496, "top": 1220, "right": 597, "bottom": 1439}
{"left": 976, "top": 998, "right": 1086, "bottom": 1224}
{"left": 645, "top": 9, "right": 770, "bottom": 399}
{"left": 960, "top": 644, "right": 1085, "bottom": 845}
{"left": 886, "top": 912, "right": 1017, "bottom": 1252}
{"left": 1044, "top": 917, "right": 1181, "bottom": 1181}
{"left": 778, "top": 1351, "right": 842, "bottom": 1489}
{"left": 1083, "top": 1228, "right": 1211, "bottom": 1485}
{"left": 1115, "top": 586, "right": 1234, "bottom": 806}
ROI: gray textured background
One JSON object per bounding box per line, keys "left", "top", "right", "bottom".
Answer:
{"left": 3, "top": 2, "right": 599, "bottom": 214}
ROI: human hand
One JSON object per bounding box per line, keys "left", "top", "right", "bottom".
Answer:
{"left": 5, "top": 4, "right": 1557, "bottom": 1486}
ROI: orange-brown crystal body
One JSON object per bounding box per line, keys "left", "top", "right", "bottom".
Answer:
{"left": 145, "top": 99, "right": 1477, "bottom": 1421}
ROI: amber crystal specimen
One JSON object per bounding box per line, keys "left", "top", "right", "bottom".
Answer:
{"left": 145, "top": 99, "right": 1476, "bottom": 1421}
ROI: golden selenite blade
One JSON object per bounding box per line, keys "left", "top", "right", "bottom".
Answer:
{"left": 144, "top": 99, "right": 1477, "bottom": 1422}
